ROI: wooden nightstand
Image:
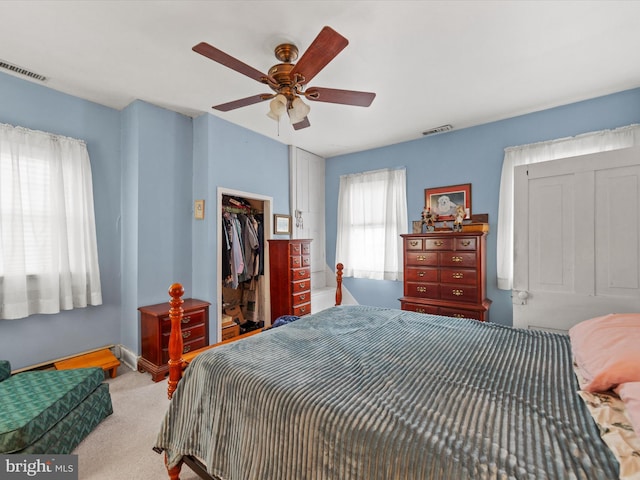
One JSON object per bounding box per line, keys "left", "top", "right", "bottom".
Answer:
{"left": 137, "top": 298, "right": 210, "bottom": 382}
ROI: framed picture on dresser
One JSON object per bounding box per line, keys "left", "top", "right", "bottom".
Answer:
{"left": 425, "top": 183, "right": 471, "bottom": 221}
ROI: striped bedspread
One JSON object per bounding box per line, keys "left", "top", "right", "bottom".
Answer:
{"left": 155, "top": 305, "right": 619, "bottom": 479}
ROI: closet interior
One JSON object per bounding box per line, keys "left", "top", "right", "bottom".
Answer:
{"left": 220, "top": 194, "right": 266, "bottom": 340}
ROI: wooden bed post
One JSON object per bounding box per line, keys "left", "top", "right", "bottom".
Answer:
{"left": 167, "top": 283, "right": 184, "bottom": 400}
{"left": 336, "top": 263, "right": 343, "bottom": 306}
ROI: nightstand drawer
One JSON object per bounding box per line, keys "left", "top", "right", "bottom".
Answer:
{"left": 161, "top": 336, "right": 207, "bottom": 364}
{"left": 161, "top": 309, "right": 206, "bottom": 333}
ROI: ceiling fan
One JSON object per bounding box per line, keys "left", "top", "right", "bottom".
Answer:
{"left": 192, "top": 26, "right": 376, "bottom": 130}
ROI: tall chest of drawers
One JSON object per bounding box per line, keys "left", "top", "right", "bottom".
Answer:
{"left": 137, "top": 298, "right": 210, "bottom": 382}
{"left": 400, "top": 232, "right": 491, "bottom": 321}
{"left": 268, "top": 239, "right": 312, "bottom": 322}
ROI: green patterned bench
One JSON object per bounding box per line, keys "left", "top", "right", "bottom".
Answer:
{"left": 0, "top": 360, "right": 113, "bottom": 454}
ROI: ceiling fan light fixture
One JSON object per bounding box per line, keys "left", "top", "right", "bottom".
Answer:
{"left": 288, "top": 97, "right": 310, "bottom": 124}
{"left": 267, "top": 94, "right": 287, "bottom": 121}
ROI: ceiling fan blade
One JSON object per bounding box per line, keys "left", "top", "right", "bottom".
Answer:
{"left": 213, "top": 94, "right": 270, "bottom": 112}
{"left": 290, "top": 26, "right": 348, "bottom": 85}
{"left": 305, "top": 87, "right": 376, "bottom": 107}
{"left": 193, "top": 42, "right": 269, "bottom": 83}
{"left": 292, "top": 117, "right": 311, "bottom": 130}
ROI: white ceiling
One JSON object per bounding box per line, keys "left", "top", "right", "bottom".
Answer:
{"left": 1, "top": 1, "right": 639, "bottom": 158}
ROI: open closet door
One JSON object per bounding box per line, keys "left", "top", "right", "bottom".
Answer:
{"left": 218, "top": 190, "right": 273, "bottom": 341}
{"left": 512, "top": 146, "right": 640, "bottom": 332}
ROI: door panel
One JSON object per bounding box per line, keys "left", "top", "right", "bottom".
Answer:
{"left": 513, "top": 146, "right": 640, "bottom": 332}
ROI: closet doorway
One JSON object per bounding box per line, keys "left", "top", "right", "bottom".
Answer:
{"left": 216, "top": 187, "right": 273, "bottom": 343}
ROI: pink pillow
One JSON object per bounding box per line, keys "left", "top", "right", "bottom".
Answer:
{"left": 569, "top": 313, "right": 640, "bottom": 392}
{"left": 615, "top": 382, "right": 640, "bottom": 435}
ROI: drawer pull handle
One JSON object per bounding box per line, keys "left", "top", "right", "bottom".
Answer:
{"left": 300, "top": 294, "right": 306, "bottom": 300}
{"left": 299, "top": 282, "right": 306, "bottom": 289}
{"left": 410, "top": 240, "right": 419, "bottom": 247}
{"left": 417, "top": 271, "right": 425, "bottom": 277}
{"left": 300, "top": 306, "right": 306, "bottom": 313}
{"left": 417, "top": 255, "right": 426, "bottom": 261}
{"left": 461, "top": 240, "right": 471, "bottom": 246}
{"left": 452, "top": 289, "right": 464, "bottom": 296}
{"left": 417, "top": 286, "right": 427, "bottom": 293}
{"left": 452, "top": 272, "right": 463, "bottom": 279}
{"left": 299, "top": 271, "right": 306, "bottom": 276}
{"left": 181, "top": 316, "right": 191, "bottom": 323}
{"left": 183, "top": 345, "right": 191, "bottom": 353}
{"left": 293, "top": 246, "right": 300, "bottom": 253}
{"left": 434, "top": 240, "right": 444, "bottom": 246}
{"left": 182, "top": 331, "right": 191, "bottom": 339}
{"left": 453, "top": 314, "right": 465, "bottom": 318}
{"left": 452, "top": 256, "right": 463, "bottom": 262}
{"left": 417, "top": 308, "right": 426, "bottom": 313}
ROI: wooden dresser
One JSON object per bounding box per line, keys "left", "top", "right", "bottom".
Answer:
{"left": 137, "top": 298, "right": 210, "bottom": 382}
{"left": 399, "top": 232, "right": 491, "bottom": 321}
{"left": 268, "top": 239, "right": 312, "bottom": 322}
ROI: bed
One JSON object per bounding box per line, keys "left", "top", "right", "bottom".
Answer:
{"left": 154, "top": 267, "right": 640, "bottom": 480}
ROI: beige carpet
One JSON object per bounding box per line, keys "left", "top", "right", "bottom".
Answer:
{"left": 73, "top": 365, "right": 201, "bottom": 479}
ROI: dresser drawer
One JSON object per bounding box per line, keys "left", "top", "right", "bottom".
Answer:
{"left": 293, "top": 303, "right": 311, "bottom": 316}
{"left": 440, "top": 269, "right": 476, "bottom": 285}
{"left": 292, "top": 267, "right": 310, "bottom": 280}
{"left": 401, "top": 301, "right": 439, "bottom": 315}
{"left": 405, "top": 238, "right": 423, "bottom": 250}
{"left": 440, "top": 307, "right": 483, "bottom": 321}
{"left": 406, "top": 251, "right": 438, "bottom": 266}
{"left": 301, "top": 243, "right": 311, "bottom": 255}
{"left": 405, "top": 266, "right": 438, "bottom": 282}
{"left": 440, "top": 285, "right": 478, "bottom": 303}
{"left": 301, "top": 255, "right": 311, "bottom": 267}
{"left": 455, "top": 237, "right": 477, "bottom": 251}
{"left": 289, "top": 242, "right": 304, "bottom": 255}
{"left": 290, "top": 255, "right": 302, "bottom": 268}
{"left": 293, "top": 290, "right": 310, "bottom": 306}
{"left": 406, "top": 282, "right": 439, "bottom": 299}
{"left": 424, "top": 238, "right": 454, "bottom": 250}
{"left": 292, "top": 279, "right": 310, "bottom": 293}
{"left": 161, "top": 308, "right": 206, "bottom": 333}
{"left": 439, "top": 252, "right": 477, "bottom": 268}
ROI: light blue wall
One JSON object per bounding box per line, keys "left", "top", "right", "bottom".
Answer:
{"left": 0, "top": 71, "right": 289, "bottom": 370}
{"left": 0, "top": 72, "right": 122, "bottom": 368}
{"left": 191, "top": 114, "right": 289, "bottom": 335}
{"left": 326, "top": 87, "right": 640, "bottom": 326}
{"left": 120, "top": 100, "right": 194, "bottom": 356}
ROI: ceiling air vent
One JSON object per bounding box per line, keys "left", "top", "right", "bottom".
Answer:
{"left": 422, "top": 124, "right": 453, "bottom": 136}
{"left": 0, "top": 60, "right": 47, "bottom": 82}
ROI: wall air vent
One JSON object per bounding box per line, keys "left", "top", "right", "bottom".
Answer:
{"left": 422, "top": 124, "right": 453, "bottom": 136}
{"left": 0, "top": 60, "right": 47, "bottom": 82}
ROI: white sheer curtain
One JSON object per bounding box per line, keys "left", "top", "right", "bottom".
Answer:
{"left": 497, "top": 124, "right": 640, "bottom": 290}
{"left": 0, "top": 123, "right": 102, "bottom": 319}
{"left": 336, "top": 167, "right": 407, "bottom": 280}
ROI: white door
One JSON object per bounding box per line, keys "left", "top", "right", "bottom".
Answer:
{"left": 290, "top": 147, "right": 326, "bottom": 288}
{"left": 513, "top": 146, "right": 640, "bottom": 332}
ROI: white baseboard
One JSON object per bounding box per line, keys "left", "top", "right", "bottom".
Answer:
{"left": 116, "top": 345, "right": 139, "bottom": 372}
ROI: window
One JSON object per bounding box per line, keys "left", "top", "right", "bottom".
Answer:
{"left": 0, "top": 123, "right": 102, "bottom": 319}
{"left": 336, "top": 168, "right": 407, "bottom": 280}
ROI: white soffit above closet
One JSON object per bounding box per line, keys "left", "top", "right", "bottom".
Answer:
{"left": 0, "top": 1, "right": 639, "bottom": 158}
